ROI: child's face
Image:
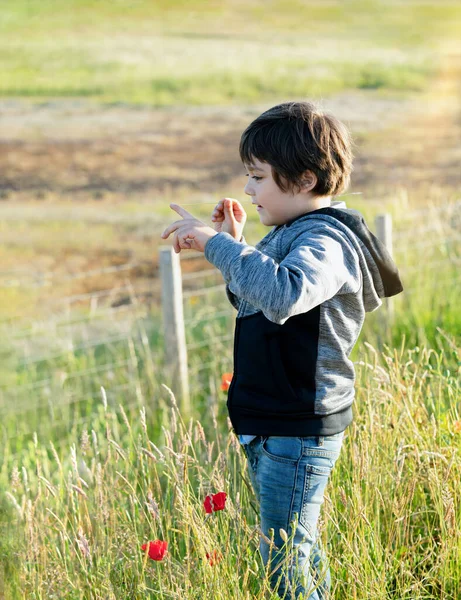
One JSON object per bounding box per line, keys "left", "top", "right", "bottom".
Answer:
{"left": 243, "top": 158, "right": 315, "bottom": 227}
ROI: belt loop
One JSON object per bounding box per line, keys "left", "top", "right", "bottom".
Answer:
{"left": 318, "top": 436, "right": 324, "bottom": 447}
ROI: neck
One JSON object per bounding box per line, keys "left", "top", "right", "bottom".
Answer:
{"left": 306, "top": 196, "right": 331, "bottom": 212}
{"left": 281, "top": 196, "right": 331, "bottom": 227}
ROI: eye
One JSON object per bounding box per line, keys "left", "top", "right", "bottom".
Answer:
{"left": 245, "top": 174, "right": 262, "bottom": 181}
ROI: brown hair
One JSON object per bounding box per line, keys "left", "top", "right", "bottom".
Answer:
{"left": 239, "top": 101, "right": 353, "bottom": 197}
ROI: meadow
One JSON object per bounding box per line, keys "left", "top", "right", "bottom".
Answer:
{"left": 1, "top": 0, "right": 459, "bottom": 104}
{"left": 1, "top": 190, "right": 460, "bottom": 599}
{"left": 1, "top": 0, "right": 461, "bottom": 598}
{"left": 1, "top": 336, "right": 460, "bottom": 599}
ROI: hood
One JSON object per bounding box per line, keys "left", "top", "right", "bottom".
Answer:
{"left": 285, "top": 203, "right": 404, "bottom": 313}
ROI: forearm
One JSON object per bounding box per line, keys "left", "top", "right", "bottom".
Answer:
{"left": 221, "top": 235, "right": 245, "bottom": 311}
{"left": 205, "top": 234, "right": 310, "bottom": 324}
{"left": 205, "top": 234, "right": 303, "bottom": 323}
{"left": 205, "top": 231, "right": 359, "bottom": 324}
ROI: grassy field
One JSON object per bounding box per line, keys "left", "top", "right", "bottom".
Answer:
{"left": 1, "top": 337, "right": 460, "bottom": 599}
{"left": 1, "top": 0, "right": 460, "bottom": 104}
{"left": 1, "top": 132, "right": 461, "bottom": 600}
{"left": 1, "top": 191, "right": 460, "bottom": 597}
{"left": 1, "top": 1, "right": 461, "bottom": 598}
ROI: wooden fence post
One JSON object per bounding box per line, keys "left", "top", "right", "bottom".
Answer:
{"left": 375, "top": 213, "right": 393, "bottom": 257}
{"left": 159, "top": 247, "right": 190, "bottom": 414}
{"left": 375, "top": 213, "right": 394, "bottom": 323}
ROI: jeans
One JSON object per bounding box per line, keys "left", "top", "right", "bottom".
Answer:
{"left": 243, "top": 433, "right": 344, "bottom": 600}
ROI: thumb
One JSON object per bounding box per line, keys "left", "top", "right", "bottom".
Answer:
{"left": 224, "top": 199, "right": 236, "bottom": 221}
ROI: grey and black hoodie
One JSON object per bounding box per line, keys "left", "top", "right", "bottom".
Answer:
{"left": 204, "top": 203, "right": 403, "bottom": 437}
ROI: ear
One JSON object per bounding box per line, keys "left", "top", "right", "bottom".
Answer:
{"left": 300, "top": 170, "right": 317, "bottom": 194}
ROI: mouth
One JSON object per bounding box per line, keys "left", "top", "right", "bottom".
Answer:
{"left": 253, "top": 204, "right": 263, "bottom": 210}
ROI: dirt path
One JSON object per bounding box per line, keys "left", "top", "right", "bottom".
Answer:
{"left": 1, "top": 48, "right": 460, "bottom": 201}
{"left": 1, "top": 49, "right": 460, "bottom": 202}
{"left": 0, "top": 51, "right": 459, "bottom": 313}
{"left": 0, "top": 89, "right": 441, "bottom": 201}
{"left": 353, "top": 51, "right": 461, "bottom": 194}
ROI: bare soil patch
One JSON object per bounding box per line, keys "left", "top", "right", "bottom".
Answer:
{"left": 0, "top": 53, "right": 460, "bottom": 313}
{"left": 353, "top": 53, "right": 461, "bottom": 192}
{"left": 0, "top": 92, "right": 421, "bottom": 200}
{"left": 1, "top": 76, "right": 459, "bottom": 202}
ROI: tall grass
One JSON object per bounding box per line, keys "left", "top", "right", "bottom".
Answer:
{"left": 1, "top": 192, "right": 460, "bottom": 597}
{"left": 1, "top": 337, "right": 460, "bottom": 599}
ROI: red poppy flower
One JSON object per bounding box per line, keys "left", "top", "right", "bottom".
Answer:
{"left": 206, "top": 549, "right": 223, "bottom": 566}
{"left": 141, "top": 540, "right": 168, "bottom": 561}
{"left": 454, "top": 420, "right": 461, "bottom": 434}
{"left": 204, "top": 491, "right": 227, "bottom": 514}
{"left": 220, "top": 373, "right": 233, "bottom": 391}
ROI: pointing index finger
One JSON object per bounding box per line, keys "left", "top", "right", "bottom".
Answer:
{"left": 170, "top": 203, "right": 195, "bottom": 219}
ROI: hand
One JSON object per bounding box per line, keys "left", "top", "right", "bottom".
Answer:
{"left": 161, "top": 204, "right": 217, "bottom": 253}
{"left": 211, "top": 198, "right": 247, "bottom": 241}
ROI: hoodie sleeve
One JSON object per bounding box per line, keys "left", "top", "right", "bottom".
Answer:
{"left": 224, "top": 235, "right": 246, "bottom": 311}
{"left": 225, "top": 284, "right": 241, "bottom": 310}
{"left": 205, "top": 227, "right": 361, "bottom": 325}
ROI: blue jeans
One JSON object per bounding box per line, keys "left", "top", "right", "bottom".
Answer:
{"left": 243, "top": 433, "right": 344, "bottom": 599}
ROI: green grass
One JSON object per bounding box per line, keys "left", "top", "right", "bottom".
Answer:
{"left": 1, "top": 2, "right": 461, "bottom": 593}
{"left": 0, "top": 195, "right": 460, "bottom": 596}
{"left": 0, "top": 49, "right": 434, "bottom": 104}
{"left": 2, "top": 0, "right": 460, "bottom": 42}
{"left": 1, "top": 338, "right": 460, "bottom": 599}
{"left": 1, "top": 0, "right": 460, "bottom": 104}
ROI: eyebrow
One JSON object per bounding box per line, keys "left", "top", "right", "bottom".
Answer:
{"left": 245, "top": 164, "right": 265, "bottom": 173}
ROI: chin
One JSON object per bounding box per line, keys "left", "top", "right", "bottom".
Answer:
{"left": 259, "top": 214, "right": 274, "bottom": 226}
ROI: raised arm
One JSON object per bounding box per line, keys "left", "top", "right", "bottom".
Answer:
{"left": 204, "top": 226, "right": 361, "bottom": 324}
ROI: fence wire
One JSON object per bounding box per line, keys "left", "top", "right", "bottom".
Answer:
{"left": 0, "top": 260, "right": 151, "bottom": 289}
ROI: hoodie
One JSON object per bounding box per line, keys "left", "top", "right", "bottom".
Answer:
{"left": 204, "top": 204, "right": 403, "bottom": 437}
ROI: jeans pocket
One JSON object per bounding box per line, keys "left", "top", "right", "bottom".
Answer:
{"left": 261, "top": 436, "right": 302, "bottom": 464}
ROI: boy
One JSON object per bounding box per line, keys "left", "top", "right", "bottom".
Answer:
{"left": 162, "top": 101, "right": 402, "bottom": 599}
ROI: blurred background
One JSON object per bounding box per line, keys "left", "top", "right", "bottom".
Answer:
{"left": 1, "top": 2, "right": 461, "bottom": 598}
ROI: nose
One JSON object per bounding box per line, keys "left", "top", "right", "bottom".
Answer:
{"left": 244, "top": 180, "right": 254, "bottom": 196}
